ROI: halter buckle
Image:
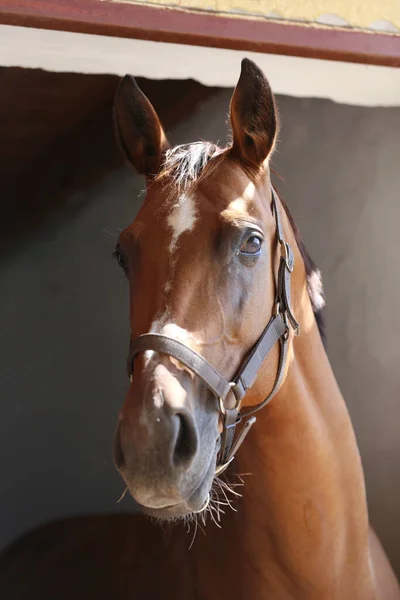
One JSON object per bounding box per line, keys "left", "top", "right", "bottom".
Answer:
{"left": 280, "top": 241, "right": 294, "bottom": 273}
{"left": 281, "top": 312, "right": 289, "bottom": 340}
{"left": 219, "top": 382, "right": 241, "bottom": 416}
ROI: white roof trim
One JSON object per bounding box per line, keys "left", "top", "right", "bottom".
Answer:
{"left": 0, "top": 24, "right": 399, "bottom": 107}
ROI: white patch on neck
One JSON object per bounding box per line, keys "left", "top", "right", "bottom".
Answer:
{"left": 308, "top": 269, "right": 325, "bottom": 311}
{"left": 167, "top": 194, "right": 197, "bottom": 253}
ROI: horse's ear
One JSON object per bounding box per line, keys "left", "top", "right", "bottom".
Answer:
{"left": 229, "top": 58, "right": 278, "bottom": 168}
{"left": 114, "top": 75, "right": 170, "bottom": 177}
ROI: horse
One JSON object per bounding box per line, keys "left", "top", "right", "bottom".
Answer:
{"left": 0, "top": 58, "right": 399, "bottom": 600}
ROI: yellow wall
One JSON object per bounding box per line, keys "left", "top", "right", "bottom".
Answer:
{"left": 109, "top": 0, "right": 400, "bottom": 32}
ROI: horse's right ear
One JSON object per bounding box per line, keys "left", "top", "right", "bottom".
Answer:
{"left": 114, "top": 75, "right": 170, "bottom": 177}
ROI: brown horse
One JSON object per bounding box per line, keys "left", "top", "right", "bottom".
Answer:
{"left": 0, "top": 59, "right": 399, "bottom": 600}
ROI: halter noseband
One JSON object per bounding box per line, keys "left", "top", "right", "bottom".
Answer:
{"left": 127, "top": 188, "right": 300, "bottom": 475}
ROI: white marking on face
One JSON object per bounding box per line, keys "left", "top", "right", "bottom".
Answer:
{"left": 153, "top": 389, "right": 164, "bottom": 409}
{"left": 243, "top": 181, "right": 256, "bottom": 199}
{"left": 160, "top": 324, "right": 201, "bottom": 371}
{"left": 161, "top": 323, "right": 199, "bottom": 345}
{"left": 153, "top": 363, "right": 187, "bottom": 410}
{"left": 144, "top": 320, "right": 201, "bottom": 370}
{"left": 143, "top": 318, "right": 163, "bottom": 366}
{"left": 167, "top": 194, "right": 197, "bottom": 253}
{"left": 228, "top": 197, "right": 247, "bottom": 213}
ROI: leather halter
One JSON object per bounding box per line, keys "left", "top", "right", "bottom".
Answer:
{"left": 127, "top": 188, "right": 300, "bottom": 475}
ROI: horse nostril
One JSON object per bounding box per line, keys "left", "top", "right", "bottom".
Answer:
{"left": 172, "top": 412, "right": 198, "bottom": 468}
{"left": 113, "top": 423, "right": 125, "bottom": 470}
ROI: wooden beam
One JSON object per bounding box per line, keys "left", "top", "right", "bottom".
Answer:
{"left": 0, "top": 0, "right": 399, "bottom": 68}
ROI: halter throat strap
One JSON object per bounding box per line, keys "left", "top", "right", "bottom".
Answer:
{"left": 127, "top": 187, "right": 300, "bottom": 475}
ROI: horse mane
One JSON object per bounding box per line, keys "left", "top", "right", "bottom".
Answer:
{"left": 155, "top": 141, "right": 326, "bottom": 343}
{"left": 155, "top": 141, "right": 225, "bottom": 195}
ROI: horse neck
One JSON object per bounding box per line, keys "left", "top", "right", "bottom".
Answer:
{"left": 223, "top": 312, "right": 374, "bottom": 598}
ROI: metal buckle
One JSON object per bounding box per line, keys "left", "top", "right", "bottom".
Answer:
{"left": 280, "top": 241, "right": 294, "bottom": 273}
{"left": 219, "top": 382, "right": 241, "bottom": 415}
{"left": 282, "top": 312, "right": 290, "bottom": 340}
{"left": 229, "top": 381, "right": 242, "bottom": 410}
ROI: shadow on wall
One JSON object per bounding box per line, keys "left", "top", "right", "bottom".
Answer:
{"left": 0, "top": 67, "right": 217, "bottom": 254}
{"left": 0, "top": 84, "right": 399, "bottom": 576}
{"left": 0, "top": 69, "right": 218, "bottom": 552}
{"left": 0, "top": 167, "right": 140, "bottom": 550}
{"left": 275, "top": 94, "right": 400, "bottom": 577}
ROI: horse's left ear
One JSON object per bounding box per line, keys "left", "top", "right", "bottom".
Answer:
{"left": 230, "top": 58, "right": 278, "bottom": 168}
{"left": 114, "top": 75, "right": 170, "bottom": 177}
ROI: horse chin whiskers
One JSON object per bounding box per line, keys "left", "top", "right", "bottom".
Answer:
{"left": 193, "top": 492, "right": 211, "bottom": 514}
{"left": 182, "top": 472, "right": 247, "bottom": 546}
{"left": 147, "top": 473, "right": 245, "bottom": 538}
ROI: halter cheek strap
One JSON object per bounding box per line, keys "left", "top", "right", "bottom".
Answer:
{"left": 127, "top": 188, "right": 300, "bottom": 475}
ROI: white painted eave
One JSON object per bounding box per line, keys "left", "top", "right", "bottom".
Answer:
{"left": 0, "top": 24, "right": 399, "bottom": 107}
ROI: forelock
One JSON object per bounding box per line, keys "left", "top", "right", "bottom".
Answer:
{"left": 155, "top": 141, "right": 224, "bottom": 195}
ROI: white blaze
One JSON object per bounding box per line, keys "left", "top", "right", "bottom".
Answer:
{"left": 144, "top": 196, "right": 198, "bottom": 366}
{"left": 161, "top": 323, "right": 199, "bottom": 345}
{"left": 167, "top": 194, "right": 197, "bottom": 253}
{"left": 143, "top": 318, "right": 162, "bottom": 366}
{"left": 144, "top": 321, "right": 200, "bottom": 369}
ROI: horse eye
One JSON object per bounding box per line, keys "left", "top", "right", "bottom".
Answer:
{"left": 113, "top": 245, "right": 129, "bottom": 275}
{"left": 240, "top": 235, "right": 262, "bottom": 256}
